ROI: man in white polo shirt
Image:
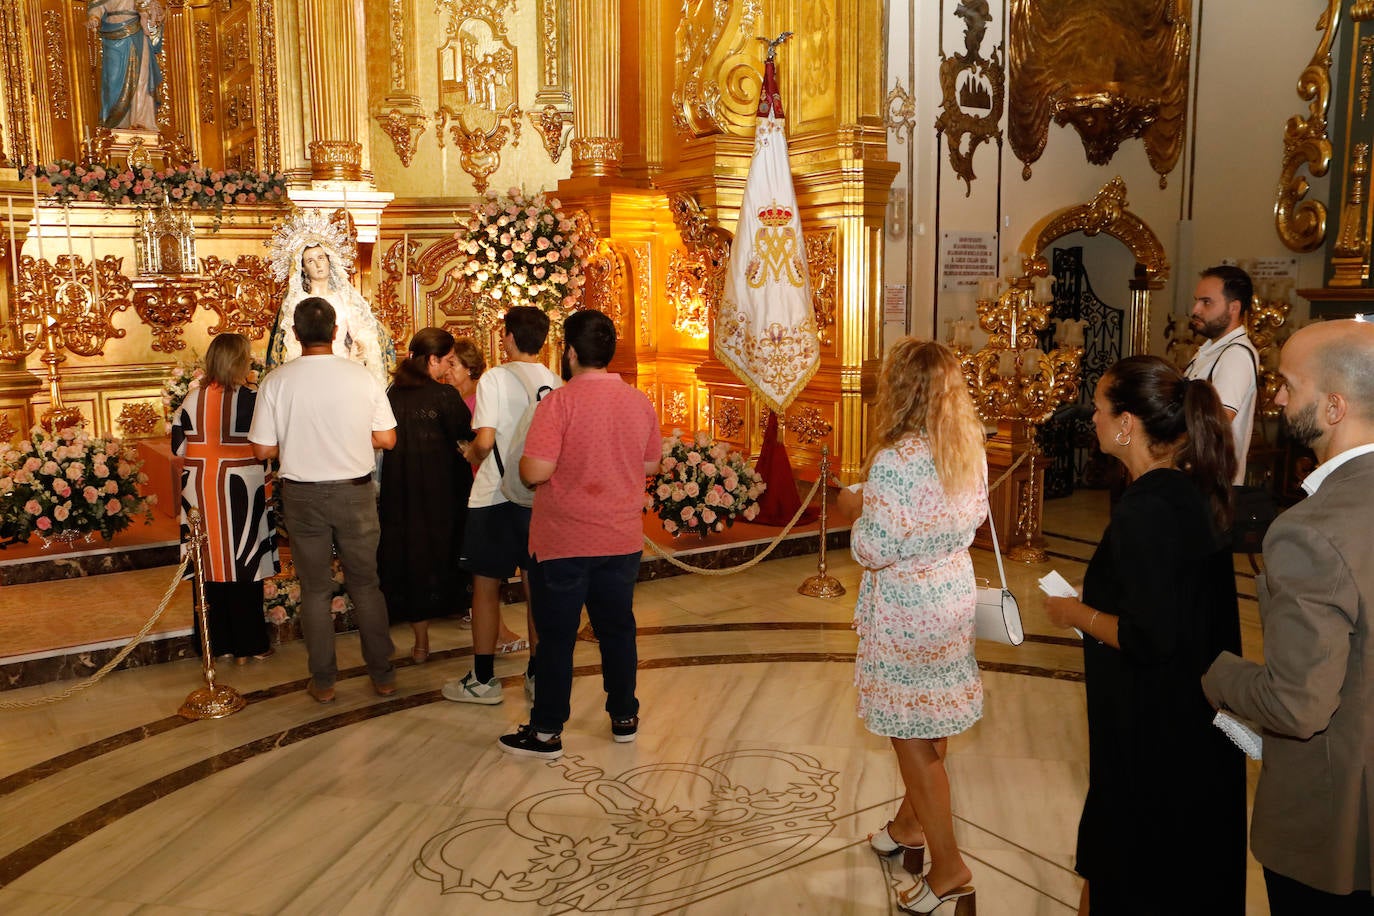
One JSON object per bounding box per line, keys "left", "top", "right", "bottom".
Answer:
{"left": 1185, "top": 265, "right": 1259, "bottom": 484}
{"left": 249, "top": 297, "right": 399, "bottom": 704}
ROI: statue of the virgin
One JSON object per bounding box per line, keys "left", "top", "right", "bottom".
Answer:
{"left": 265, "top": 208, "right": 394, "bottom": 389}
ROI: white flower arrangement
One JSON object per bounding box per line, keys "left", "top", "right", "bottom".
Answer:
{"left": 646, "top": 431, "right": 766, "bottom": 538}
{"left": 454, "top": 187, "right": 593, "bottom": 329}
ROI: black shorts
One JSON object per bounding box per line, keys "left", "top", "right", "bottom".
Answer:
{"left": 459, "top": 501, "right": 532, "bottom": 580}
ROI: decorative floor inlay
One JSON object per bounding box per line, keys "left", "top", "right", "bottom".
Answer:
{"left": 415, "top": 749, "right": 840, "bottom": 910}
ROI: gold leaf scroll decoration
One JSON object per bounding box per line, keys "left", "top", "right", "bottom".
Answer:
{"left": 1276, "top": 0, "right": 1340, "bottom": 254}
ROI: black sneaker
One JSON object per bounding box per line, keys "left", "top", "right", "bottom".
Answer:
{"left": 611, "top": 715, "right": 639, "bottom": 743}
{"left": 498, "top": 724, "right": 564, "bottom": 760}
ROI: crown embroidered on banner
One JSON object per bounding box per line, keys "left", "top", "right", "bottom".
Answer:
{"left": 756, "top": 203, "right": 795, "bottom": 227}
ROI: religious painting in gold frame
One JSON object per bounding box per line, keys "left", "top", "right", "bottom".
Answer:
{"left": 1007, "top": 0, "right": 1190, "bottom": 188}
{"left": 434, "top": 0, "right": 522, "bottom": 193}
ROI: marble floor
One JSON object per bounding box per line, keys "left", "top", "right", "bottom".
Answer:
{"left": 0, "top": 491, "right": 1269, "bottom": 914}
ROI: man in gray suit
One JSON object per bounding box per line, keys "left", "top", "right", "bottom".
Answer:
{"left": 1203, "top": 319, "right": 1374, "bottom": 914}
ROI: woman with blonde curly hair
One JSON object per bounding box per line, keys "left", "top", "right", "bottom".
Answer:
{"left": 837, "top": 337, "right": 985, "bottom": 915}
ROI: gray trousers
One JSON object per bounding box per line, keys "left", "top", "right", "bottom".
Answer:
{"left": 282, "top": 479, "right": 395, "bottom": 688}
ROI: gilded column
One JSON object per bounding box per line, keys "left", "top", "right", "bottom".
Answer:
{"left": 569, "top": 0, "right": 622, "bottom": 179}
{"left": 302, "top": 0, "right": 363, "bottom": 180}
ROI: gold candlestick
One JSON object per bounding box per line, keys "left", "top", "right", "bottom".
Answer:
{"left": 798, "top": 446, "right": 846, "bottom": 598}
{"left": 179, "top": 508, "right": 248, "bottom": 720}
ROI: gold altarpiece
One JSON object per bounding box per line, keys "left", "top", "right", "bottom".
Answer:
{"left": 0, "top": 0, "right": 897, "bottom": 489}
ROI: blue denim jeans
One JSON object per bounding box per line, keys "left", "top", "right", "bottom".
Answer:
{"left": 281, "top": 480, "right": 395, "bottom": 689}
{"left": 528, "top": 551, "right": 641, "bottom": 734}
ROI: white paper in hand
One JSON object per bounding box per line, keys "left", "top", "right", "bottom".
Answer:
{"left": 1213, "top": 711, "right": 1263, "bottom": 760}
{"left": 1038, "top": 570, "right": 1078, "bottom": 598}
{"left": 1038, "top": 570, "right": 1083, "bottom": 640}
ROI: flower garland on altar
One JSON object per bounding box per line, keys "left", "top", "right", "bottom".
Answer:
{"left": 646, "top": 431, "right": 765, "bottom": 538}
{"left": 24, "top": 162, "right": 288, "bottom": 213}
{"left": 0, "top": 426, "right": 155, "bottom": 547}
{"left": 454, "top": 187, "right": 592, "bottom": 330}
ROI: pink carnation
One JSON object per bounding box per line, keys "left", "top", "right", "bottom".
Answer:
{"left": 53, "top": 505, "right": 69, "bottom": 522}
{"left": 684, "top": 482, "right": 700, "bottom": 497}
{"left": 83, "top": 486, "right": 99, "bottom": 502}
{"left": 330, "top": 596, "right": 347, "bottom": 615}
{"left": 23, "top": 499, "right": 41, "bottom": 515}
{"left": 701, "top": 508, "right": 717, "bottom": 524}
{"left": 106, "top": 498, "right": 122, "bottom": 514}
{"left": 36, "top": 516, "right": 51, "bottom": 530}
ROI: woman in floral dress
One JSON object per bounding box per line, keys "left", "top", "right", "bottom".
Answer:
{"left": 837, "top": 338, "right": 985, "bottom": 916}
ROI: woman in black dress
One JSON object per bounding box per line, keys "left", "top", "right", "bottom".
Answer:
{"left": 378, "top": 328, "right": 474, "bottom": 663}
{"left": 1045, "top": 356, "right": 1246, "bottom": 915}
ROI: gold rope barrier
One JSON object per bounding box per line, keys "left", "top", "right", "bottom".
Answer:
{"left": 642, "top": 474, "right": 824, "bottom": 576}
{"left": 0, "top": 552, "right": 191, "bottom": 710}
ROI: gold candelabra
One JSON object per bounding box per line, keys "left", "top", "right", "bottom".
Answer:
{"left": 957, "top": 272, "right": 1083, "bottom": 563}
{"left": 0, "top": 253, "right": 132, "bottom": 431}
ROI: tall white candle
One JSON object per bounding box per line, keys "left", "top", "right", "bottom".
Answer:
{"left": 88, "top": 234, "right": 99, "bottom": 307}
{"left": 30, "top": 174, "right": 43, "bottom": 262}
{"left": 6, "top": 197, "right": 16, "bottom": 284}
{"left": 63, "top": 206, "right": 76, "bottom": 284}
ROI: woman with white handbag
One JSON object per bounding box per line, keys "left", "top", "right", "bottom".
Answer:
{"left": 836, "top": 338, "right": 985, "bottom": 916}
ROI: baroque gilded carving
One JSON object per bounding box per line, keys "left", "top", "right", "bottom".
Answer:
{"left": 804, "top": 229, "right": 837, "bottom": 348}
{"left": 667, "top": 192, "right": 731, "bottom": 328}
{"left": 199, "top": 255, "right": 281, "bottom": 340}
{"left": 256, "top": 0, "right": 281, "bottom": 171}
{"left": 627, "top": 242, "right": 652, "bottom": 347}
{"left": 376, "top": 236, "right": 419, "bottom": 344}
{"left": 133, "top": 282, "right": 200, "bottom": 352}
{"left": 799, "top": 2, "right": 832, "bottom": 99}
{"left": 787, "top": 405, "right": 832, "bottom": 446}
{"left": 570, "top": 137, "right": 623, "bottom": 175}
{"left": 1, "top": 0, "right": 32, "bottom": 165}
{"left": 530, "top": 105, "right": 573, "bottom": 162}
{"left": 885, "top": 79, "right": 916, "bottom": 145}
{"left": 581, "top": 229, "right": 629, "bottom": 334}
{"left": 196, "top": 21, "right": 216, "bottom": 124}
{"left": 1361, "top": 36, "right": 1374, "bottom": 119}
{"left": 671, "top": 0, "right": 764, "bottom": 138}
{"left": 435, "top": 0, "right": 522, "bottom": 193}
{"left": 666, "top": 248, "right": 711, "bottom": 338}
{"left": 1008, "top": 0, "right": 1190, "bottom": 186}
{"left": 389, "top": 0, "right": 406, "bottom": 91}
{"left": 1, "top": 255, "right": 133, "bottom": 359}
{"left": 42, "top": 10, "right": 69, "bottom": 121}
{"left": 116, "top": 402, "right": 162, "bottom": 438}
{"left": 665, "top": 388, "right": 689, "bottom": 426}
{"left": 308, "top": 140, "right": 363, "bottom": 181}
{"left": 935, "top": 2, "right": 1004, "bottom": 196}
{"left": 714, "top": 399, "right": 744, "bottom": 440}
{"left": 1020, "top": 177, "right": 1169, "bottom": 289}
{"left": 0, "top": 414, "right": 15, "bottom": 443}
{"left": 1334, "top": 142, "right": 1369, "bottom": 264}
{"left": 377, "top": 108, "right": 427, "bottom": 167}
{"left": 1276, "top": 0, "right": 1339, "bottom": 254}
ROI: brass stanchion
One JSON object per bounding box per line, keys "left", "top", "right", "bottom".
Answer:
{"left": 798, "top": 445, "right": 846, "bottom": 598}
{"left": 178, "top": 508, "right": 247, "bottom": 719}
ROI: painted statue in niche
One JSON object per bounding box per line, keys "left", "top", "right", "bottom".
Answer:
{"left": 1008, "top": 0, "right": 1190, "bottom": 187}
{"left": 934, "top": 0, "right": 1005, "bottom": 196}
{"left": 87, "top": 0, "right": 165, "bottom": 129}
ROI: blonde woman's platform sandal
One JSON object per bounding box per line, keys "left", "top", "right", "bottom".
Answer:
{"left": 897, "top": 878, "right": 975, "bottom": 915}
{"left": 868, "top": 823, "right": 926, "bottom": 874}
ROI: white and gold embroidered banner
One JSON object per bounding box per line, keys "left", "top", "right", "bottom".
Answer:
{"left": 715, "top": 112, "right": 819, "bottom": 414}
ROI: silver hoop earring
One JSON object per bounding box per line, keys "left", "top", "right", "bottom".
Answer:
{"left": 1114, "top": 430, "right": 1131, "bottom": 447}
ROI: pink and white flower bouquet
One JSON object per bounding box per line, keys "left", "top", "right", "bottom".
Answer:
{"left": 0, "top": 425, "right": 155, "bottom": 546}
{"left": 646, "top": 431, "right": 766, "bottom": 538}
{"left": 454, "top": 187, "right": 592, "bottom": 329}
{"left": 263, "top": 557, "right": 354, "bottom": 625}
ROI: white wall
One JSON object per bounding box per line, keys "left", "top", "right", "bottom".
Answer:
{"left": 885, "top": 0, "right": 1331, "bottom": 355}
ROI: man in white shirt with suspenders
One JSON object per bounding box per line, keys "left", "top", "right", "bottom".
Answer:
{"left": 1185, "top": 265, "right": 1259, "bottom": 485}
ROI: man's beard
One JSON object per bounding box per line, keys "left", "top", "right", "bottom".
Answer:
{"left": 1190, "top": 313, "right": 1230, "bottom": 340}
{"left": 1283, "top": 401, "right": 1321, "bottom": 448}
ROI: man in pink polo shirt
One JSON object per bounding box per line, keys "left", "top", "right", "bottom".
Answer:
{"left": 497, "top": 309, "right": 661, "bottom": 760}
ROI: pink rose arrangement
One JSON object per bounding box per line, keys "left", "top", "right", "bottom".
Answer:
{"left": 454, "top": 187, "right": 593, "bottom": 329}
{"left": 646, "top": 430, "right": 766, "bottom": 538}
{"left": 24, "top": 162, "right": 287, "bottom": 215}
{"left": 0, "top": 425, "right": 155, "bottom": 546}
{"left": 261, "top": 557, "right": 353, "bottom": 625}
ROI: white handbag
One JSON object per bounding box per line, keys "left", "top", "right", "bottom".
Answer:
{"left": 975, "top": 491, "right": 1025, "bottom": 646}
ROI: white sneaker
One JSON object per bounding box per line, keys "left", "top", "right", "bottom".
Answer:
{"left": 442, "top": 671, "right": 503, "bottom": 705}
{"left": 524, "top": 673, "right": 535, "bottom": 703}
